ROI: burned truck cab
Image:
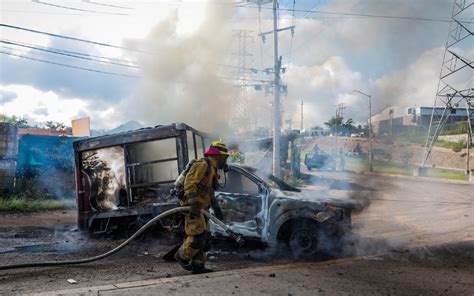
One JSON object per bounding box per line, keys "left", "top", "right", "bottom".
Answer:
{"left": 73, "top": 123, "right": 210, "bottom": 235}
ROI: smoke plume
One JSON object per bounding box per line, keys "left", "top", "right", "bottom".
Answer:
{"left": 127, "top": 1, "right": 237, "bottom": 134}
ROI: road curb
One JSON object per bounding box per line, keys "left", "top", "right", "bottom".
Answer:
{"left": 361, "top": 171, "right": 472, "bottom": 185}
{"left": 28, "top": 255, "right": 380, "bottom": 296}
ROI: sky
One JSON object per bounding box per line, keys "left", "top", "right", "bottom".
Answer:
{"left": 0, "top": 0, "right": 472, "bottom": 132}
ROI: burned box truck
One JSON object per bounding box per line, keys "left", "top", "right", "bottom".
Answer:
{"left": 74, "top": 123, "right": 209, "bottom": 237}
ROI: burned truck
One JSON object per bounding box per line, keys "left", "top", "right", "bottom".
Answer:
{"left": 74, "top": 123, "right": 357, "bottom": 256}
{"left": 74, "top": 123, "right": 209, "bottom": 236}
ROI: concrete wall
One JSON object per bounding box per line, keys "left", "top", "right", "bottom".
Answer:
{"left": 0, "top": 123, "right": 18, "bottom": 193}
{"left": 438, "top": 134, "right": 472, "bottom": 144}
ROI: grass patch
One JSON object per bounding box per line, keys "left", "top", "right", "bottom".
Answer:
{"left": 0, "top": 197, "right": 76, "bottom": 213}
{"left": 345, "top": 157, "right": 469, "bottom": 181}
{"left": 425, "top": 168, "right": 469, "bottom": 181}
{"left": 434, "top": 140, "right": 466, "bottom": 152}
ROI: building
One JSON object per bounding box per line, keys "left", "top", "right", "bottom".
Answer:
{"left": 0, "top": 123, "right": 77, "bottom": 196}
{"left": 18, "top": 128, "right": 72, "bottom": 138}
{"left": 370, "top": 106, "right": 471, "bottom": 136}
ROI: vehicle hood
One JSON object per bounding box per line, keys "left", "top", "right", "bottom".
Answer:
{"left": 271, "top": 188, "right": 361, "bottom": 210}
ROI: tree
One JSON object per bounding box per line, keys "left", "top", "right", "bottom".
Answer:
{"left": 324, "top": 115, "right": 344, "bottom": 130}
{"left": 310, "top": 125, "right": 324, "bottom": 130}
{"left": 0, "top": 114, "right": 30, "bottom": 127}
{"left": 342, "top": 118, "right": 356, "bottom": 130}
{"left": 45, "top": 121, "right": 67, "bottom": 131}
{"left": 325, "top": 116, "right": 356, "bottom": 135}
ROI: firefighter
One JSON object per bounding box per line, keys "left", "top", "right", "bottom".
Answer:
{"left": 175, "top": 140, "right": 228, "bottom": 274}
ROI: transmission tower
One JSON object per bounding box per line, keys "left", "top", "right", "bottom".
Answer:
{"left": 230, "top": 30, "right": 254, "bottom": 133}
{"left": 422, "top": 0, "right": 473, "bottom": 172}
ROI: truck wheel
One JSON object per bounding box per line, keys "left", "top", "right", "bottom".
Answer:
{"left": 307, "top": 166, "right": 312, "bottom": 171}
{"left": 288, "top": 221, "right": 318, "bottom": 258}
{"left": 126, "top": 221, "right": 146, "bottom": 241}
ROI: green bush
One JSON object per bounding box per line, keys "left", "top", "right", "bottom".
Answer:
{"left": 441, "top": 121, "right": 469, "bottom": 135}
{"left": 0, "top": 196, "right": 76, "bottom": 213}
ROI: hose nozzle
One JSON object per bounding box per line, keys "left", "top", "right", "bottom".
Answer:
{"left": 227, "top": 230, "right": 245, "bottom": 247}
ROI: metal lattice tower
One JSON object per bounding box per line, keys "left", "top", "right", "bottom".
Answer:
{"left": 230, "top": 30, "right": 254, "bottom": 133}
{"left": 422, "top": 0, "right": 473, "bottom": 169}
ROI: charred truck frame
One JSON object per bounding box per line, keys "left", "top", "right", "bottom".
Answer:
{"left": 74, "top": 123, "right": 209, "bottom": 236}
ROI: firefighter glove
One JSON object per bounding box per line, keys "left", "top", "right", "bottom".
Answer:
{"left": 187, "top": 194, "right": 201, "bottom": 219}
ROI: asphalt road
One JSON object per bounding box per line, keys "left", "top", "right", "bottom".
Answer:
{"left": 0, "top": 171, "right": 473, "bottom": 294}
{"left": 304, "top": 170, "right": 474, "bottom": 250}
{"left": 33, "top": 241, "right": 474, "bottom": 296}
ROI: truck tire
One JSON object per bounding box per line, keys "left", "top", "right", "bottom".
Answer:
{"left": 288, "top": 220, "right": 319, "bottom": 258}
{"left": 125, "top": 220, "right": 146, "bottom": 241}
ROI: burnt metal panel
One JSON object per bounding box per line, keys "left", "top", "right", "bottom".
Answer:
{"left": 74, "top": 124, "right": 179, "bottom": 152}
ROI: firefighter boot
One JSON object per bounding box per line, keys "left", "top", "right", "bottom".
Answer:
{"left": 191, "top": 251, "right": 213, "bottom": 274}
{"left": 174, "top": 251, "right": 193, "bottom": 271}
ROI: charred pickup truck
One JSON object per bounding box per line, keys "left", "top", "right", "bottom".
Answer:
{"left": 213, "top": 165, "right": 356, "bottom": 256}
{"left": 74, "top": 123, "right": 357, "bottom": 256}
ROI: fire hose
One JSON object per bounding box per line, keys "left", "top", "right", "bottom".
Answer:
{"left": 0, "top": 206, "right": 244, "bottom": 271}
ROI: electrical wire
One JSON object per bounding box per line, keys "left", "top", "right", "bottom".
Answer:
{"left": 231, "top": 3, "right": 471, "bottom": 24}
{"left": 280, "top": 0, "right": 358, "bottom": 58}
{"left": 0, "top": 40, "right": 141, "bottom": 69}
{"left": 0, "top": 51, "right": 139, "bottom": 78}
{"left": 0, "top": 24, "right": 265, "bottom": 73}
{"left": 83, "top": 0, "right": 133, "bottom": 10}
{"left": 1, "top": 39, "right": 136, "bottom": 63}
{"left": 258, "top": 5, "right": 265, "bottom": 69}
{"left": 0, "top": 24, "right": 144, "bottom": 52}
{"left": 285, "top": 0, "right": 296, "bottom": 72}
{"left": 33, "top": 0, "right": 129, "bottom": 16}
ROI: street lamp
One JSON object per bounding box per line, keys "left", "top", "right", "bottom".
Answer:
{"left": 353, "top": 90, "right": 373, "bottom": 172}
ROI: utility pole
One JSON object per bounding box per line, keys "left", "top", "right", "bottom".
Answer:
{"left": 272, "top": 0, "right": 282, "bottom": 177}
{"left": 353, "top": 90, "right": 373, "bottom": 172}
{"left": 257, "top": 0, "right": 294, "bottom": 177}
{"left": 300, "top": 100, "right": 304, "bottom": 131}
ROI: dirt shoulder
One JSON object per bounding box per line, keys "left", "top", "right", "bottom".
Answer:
{"left": 0, "top": 210, "right": 76, "bottom": 228}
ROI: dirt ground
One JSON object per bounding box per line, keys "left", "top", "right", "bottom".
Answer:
{"left": 0, "top": 171, "right": 473, "bottom": 294}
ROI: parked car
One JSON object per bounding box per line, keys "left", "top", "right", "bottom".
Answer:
{"left": 304, "top": 152, "right": 337, "bottom": 171}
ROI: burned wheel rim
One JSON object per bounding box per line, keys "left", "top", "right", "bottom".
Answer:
{"left": 289, "top": 228, "right": 318, "bottom": 255}
{"left": 126, "top": 221, "right": 145, "bottom": 241}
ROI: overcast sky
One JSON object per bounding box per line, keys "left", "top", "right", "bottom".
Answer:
{"left": 0, "top": 0, "right": 472, "bottom": 132}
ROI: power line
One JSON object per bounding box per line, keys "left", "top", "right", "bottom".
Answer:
{"left": 281, "top": 0, "right": 358, "bottom": 58}
{"left": 1, "top": 39, "right": 135, "bottom": 64}
{"left": 231, "top": 3, "right": 471, "bottom": 23}
{"left": 32, "top": 0, "right": 128, "bottom": 16}
{"left": 0, "top": 24, "right": 143, "bottom": 52}
{"left": 286, "top": 0, "right": 296, "bottom": 71}
{"left": 83, "top": 0, "right": 133, "bottom": 10}
{"left": 0, "top": 51, "right": 139, "bottom": 78}
{"left": 0, "top": 40, "right": 141, "bottom": 69}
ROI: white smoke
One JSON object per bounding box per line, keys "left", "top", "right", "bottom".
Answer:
{"left": 122, "top": 1, "right": 237, "bottom": 134}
